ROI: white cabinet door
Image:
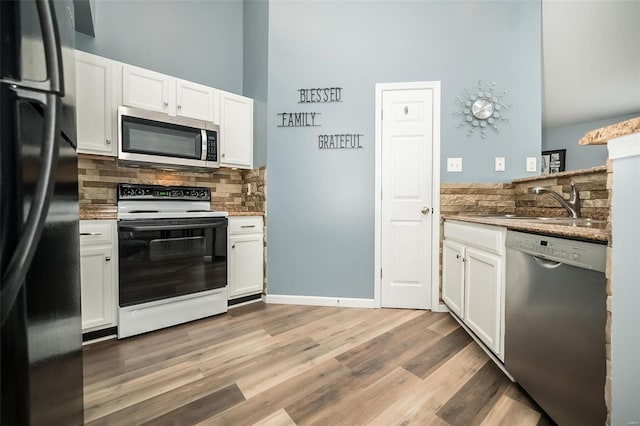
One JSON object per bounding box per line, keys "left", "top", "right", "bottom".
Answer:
{"left": 122, "top": 64, "right": 171, "bottom": 113}
{"left": 220, "top": 91, "right": 253, "bottom": 169}
{"left": 464, "top": 247, "right": 502, "bottom": 354}
{"left": 176, "top": 80, "right": 214, "bottom": 122}
{"left": 76, "top": 51, "right": 116, "bottom": 155}
{"left": 228, "top": 233, "right": 263, "bottom": 299}
{"left": 80, "top": 245, "right": 116, "bottom": 331}
{"left": 442, "top": 240, "right": 466, "bottom": 319}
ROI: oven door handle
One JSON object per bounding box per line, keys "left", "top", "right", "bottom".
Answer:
{"left": 119, "top": 222, "right": 226, "bottom": 232}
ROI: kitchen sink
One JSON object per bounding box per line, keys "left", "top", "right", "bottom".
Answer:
{"left": 470, "top": 214, "right": 607, "bottom": 228}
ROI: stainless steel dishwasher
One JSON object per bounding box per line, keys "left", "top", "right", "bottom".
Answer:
{"left": 505, "top": 231, "right": 606, "bottom": 426}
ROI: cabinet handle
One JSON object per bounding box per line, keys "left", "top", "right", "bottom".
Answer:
{"left": 177, "top": 104, "right": 182, "bottom": 110}
{"left": 105, "top": 256, "right": 111, "bottom": 262}
{"left": 163, "top": 102, "right": 168, "bottom": 107}
{"left": 80, "top": 232, "right": 102, "bottom": 236}
{"left": 420, "top": 207, "right": 430, "bottom": 214}
{"left": 105, "top": 139, "right": 111, "bottom": 145}
{"left": 222, "top": 153, "right": 225, "bottom": 158}
{"left": 240, "top": 225, "right": 256, "bottom": 228}
{"left": 456, "top": 254, "right": 461, "bottom": 259}
{"left": 231, "top": 245, "right": 236, "bottom": 249}
{"left": 462, "top": 258, "right": 467, "bottom": 263}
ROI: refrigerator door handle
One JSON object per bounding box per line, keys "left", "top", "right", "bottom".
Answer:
{"left": 1, "top": 0, "right": 65, "bottom": 325}
{"left": 0, "top": 0, "right": 64, "bottom": 95}
{"left": 0, "top": 92, "right": 62, "bottom": 326}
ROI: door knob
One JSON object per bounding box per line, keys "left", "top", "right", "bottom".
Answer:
{"left": 420, "top": 207, "right": 430, "bottom": 214}
{"left": 105, "top": 138, "right": 111, "bottom": 145}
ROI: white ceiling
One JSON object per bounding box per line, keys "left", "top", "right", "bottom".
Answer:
{"left": 542, "top": 0, "right": 640, "bottom": 129}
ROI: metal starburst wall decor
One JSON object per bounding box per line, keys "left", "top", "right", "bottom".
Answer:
{"left": 455, "top": 81, "right": 512, "bottom": 139}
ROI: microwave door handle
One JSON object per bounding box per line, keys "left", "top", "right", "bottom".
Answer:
{"left": 201, "top": 129, "right": 207, "bottom": 161}
{"left": 119, "top": 222, "right": 226, "bottom": 232}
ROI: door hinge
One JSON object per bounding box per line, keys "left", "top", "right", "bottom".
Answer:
{"left": 381, "top": 109, "right": 383, "bottom": 120}
{"left": 380, "top": 268, "right": 383, "bottom": 279}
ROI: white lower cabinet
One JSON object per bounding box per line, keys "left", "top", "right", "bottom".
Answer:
{"left": 79, "top": 220, "right": 118, "bottom": 333}
{"left": 228, "top": 216, "right": 264, "bottom": 300}
{"left": 442, "top": 220, "right": 506, "bottom": 360}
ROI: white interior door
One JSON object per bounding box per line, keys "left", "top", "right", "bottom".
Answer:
{"left": 380, "top": 88, "right": 434, "bottom": 309}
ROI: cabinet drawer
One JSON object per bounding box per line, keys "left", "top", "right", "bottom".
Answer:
{"left": 79, "top": 220, "right": 114, "bottom": 246}
{"left": 444, "top": 221, "right": 506, "bottom": 255}
{"left": 229, "top": 216, "right": 263, "bottom": 235}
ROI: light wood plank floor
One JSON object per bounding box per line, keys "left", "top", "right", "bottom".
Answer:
{"left": 83, "top": 303, "right": 554, "bottom": 425}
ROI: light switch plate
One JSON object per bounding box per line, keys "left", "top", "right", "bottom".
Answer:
{"left": 447, "top": 157, "right": 462, "bottom": 172}
{"left": 495, "top": 157, "right": 505, "bottom": 172}
{"left": 526, "top": 157, "right": 537, "bottom": 172}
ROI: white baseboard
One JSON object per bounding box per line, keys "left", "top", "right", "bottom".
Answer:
{"left": 265, "top": 294, "right": 375, "bottom": 309}
{"left": 431, "top": 303, "right": 450, "bottom": 313}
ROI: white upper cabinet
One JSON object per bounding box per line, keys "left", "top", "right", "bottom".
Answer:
{"left": 176, "top": 80, "right": 216, "bottom": 122}
{"left": 75, "top": 50, "right": 117, "bottom": 156}
{"left": 220, "top": 90, "right": 253, "bottom": 169}
{"left": 122, "top": 65, "right": 215, "bottom": 122}
{"left": 122, "top": 64, "right": 171, "bottom": 114}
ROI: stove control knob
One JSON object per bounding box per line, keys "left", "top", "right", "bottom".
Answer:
{"left": 570, "top": 253, "right": 579, "bottom": 261}
{"left": 198, "top": 190, "right": 207, "bottom": 198}
{"left": 135, "top": 189, "right": 144, "bottom": 196}
{"left": 174, "top": 190, "right": 183, "bottom": 197}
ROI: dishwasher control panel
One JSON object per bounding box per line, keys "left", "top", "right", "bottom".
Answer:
{"left": 506, "top": 231, "right": 606, "bottom": 273}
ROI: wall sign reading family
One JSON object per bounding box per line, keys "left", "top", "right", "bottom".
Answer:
{"left": 277, "top": 86, "right": 364, "bottom": 150}
{"left": 277, "top": 112, "right": 321, "bottom": 127}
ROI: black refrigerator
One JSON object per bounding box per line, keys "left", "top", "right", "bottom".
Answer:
{"left": 1, "top": 0, "right": 84, "bottom": 424}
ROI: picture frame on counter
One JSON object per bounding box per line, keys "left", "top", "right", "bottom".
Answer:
{"left": 541, "top": 149, "right": 566, "bottom": 174}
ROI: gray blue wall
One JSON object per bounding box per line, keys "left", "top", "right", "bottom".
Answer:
{"left": 243, "top": 0, "right": 269, "bottom": 167}
{"left": 266, "top": 1, "right": 541, "bottom": 299}
{"left": 542, "top": 112, "right": 640, "bottom": 170}
{"left": 76, "top": 0, "right": 244, "bottom": 93}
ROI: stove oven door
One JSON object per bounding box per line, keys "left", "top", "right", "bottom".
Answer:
{"left": 117, "top": 217, "right": 227, "bottom": 307}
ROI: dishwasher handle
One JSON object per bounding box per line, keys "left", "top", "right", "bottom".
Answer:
{"left": 532, "top": 255, "right": 563, "bottom": 269}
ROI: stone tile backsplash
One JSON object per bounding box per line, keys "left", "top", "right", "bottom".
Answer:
{"left": 78, "top": 154, "right": 266, "bottom": 213}
{"left": 441, "top": 166, "right": 609, "bottom": 221}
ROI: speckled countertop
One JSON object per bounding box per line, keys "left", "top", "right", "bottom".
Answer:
{"left": 79, "top": 204, "right": 264, "bottom": 220}
{"left": 80, "top": 205, "right": 117, "bottom": 220}
{"left": 444, "top": 215, "right": 609, "bottom": 243}
{"left": 579, "top": 116, "right": 640, "bottom": 145}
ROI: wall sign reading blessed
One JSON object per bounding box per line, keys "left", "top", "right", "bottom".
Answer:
{"left": 298, "top": 87, "right": 343, "bottom": 103}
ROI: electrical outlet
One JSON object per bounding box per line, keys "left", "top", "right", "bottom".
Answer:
{"left": 447, "top": 158, "right": 462, "bottom": 172}
{"left": 526, "top": 157, "right": 537, "bottom": 172}
{"left": 495, "top": 157, "right": 505, "bottom": 172}
{"left": 247, "top": 183, "right": 252, "bottom": 195}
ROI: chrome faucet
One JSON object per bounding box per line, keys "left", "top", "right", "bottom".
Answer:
{"left": 531, "top": 183, "right": 581, "bottom": 218}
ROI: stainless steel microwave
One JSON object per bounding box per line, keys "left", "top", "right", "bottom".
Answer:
{"left": 118, "top": 106, "right": 219, "bottom": 170}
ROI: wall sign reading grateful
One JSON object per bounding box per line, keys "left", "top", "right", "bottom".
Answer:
{"left": 277, "top": 87, "right": 364, "bottom": 150}
{"left": 318, "top": 134, "right": 363, "bottom": 150}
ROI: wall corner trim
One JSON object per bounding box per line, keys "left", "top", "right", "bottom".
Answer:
{"left": 607, "top": 133, "right": 640, "bottom": 160}
{"left": 265, "top": 294, "right": 375, "bottom": 309}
